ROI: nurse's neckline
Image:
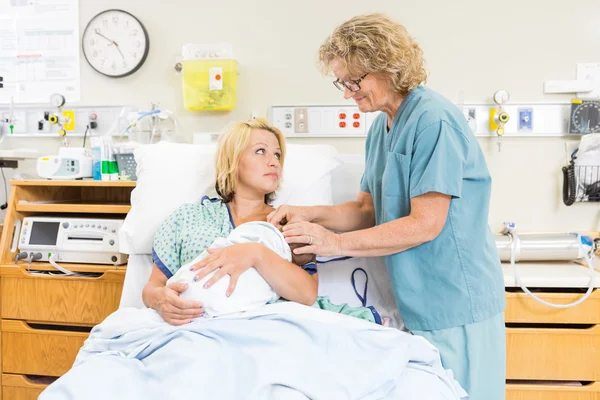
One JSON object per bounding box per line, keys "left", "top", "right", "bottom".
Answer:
{"left": 386, "top": 86, "right": 422, "bottom": 132}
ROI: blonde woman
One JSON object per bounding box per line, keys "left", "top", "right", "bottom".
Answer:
{"left": 269, "top": 13, "right": 506, "bottom": 400}
{"left": 143, "top": 118, "right": 318, "bottom": 326}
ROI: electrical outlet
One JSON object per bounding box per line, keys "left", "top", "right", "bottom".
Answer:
{"left": 464, "top": 107, "right": 477, "bottom": 132}
{"left": 294, "top": 108, "right": 308, "bottom": 133}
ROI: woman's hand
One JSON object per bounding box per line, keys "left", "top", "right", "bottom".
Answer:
{"left": 282, "top": 221, "right": 343, "bottom": 257}
{"left": 151, "top": 281, "right": 205, "bottom": 326}
{"left": 190, "top": 243, "right": 261, "bottom": 296}
{"left": 267, "top": 205, "right": 313, "bottom": 229}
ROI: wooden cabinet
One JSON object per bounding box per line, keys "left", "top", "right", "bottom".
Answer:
{"left": 507, "top": 382, "right": 600, "bottom": 400}
{"left": 506, "top": 288, "right": 600, "bottom": 399}
{"left": 0, "top": 180, "right": 133, "bottom": 399}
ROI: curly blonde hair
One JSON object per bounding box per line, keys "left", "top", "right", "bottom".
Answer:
{"left": 215, "top": 118, "right": 286, "bottom": 204}
{"left": 318, "top": 13, "right": 427, "bottom": 96}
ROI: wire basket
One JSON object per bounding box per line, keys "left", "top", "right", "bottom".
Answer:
{"left": 563, "top": 164, "right": 600, "bottom": 205}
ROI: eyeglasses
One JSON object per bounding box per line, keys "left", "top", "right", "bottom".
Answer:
{"left": 333, "top": 73, "right": 369, "bottom": 92}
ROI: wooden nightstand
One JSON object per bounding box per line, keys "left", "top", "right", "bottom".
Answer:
{"left": 504, "top": 262, "right": 600, "bottom": 400}
{"left": 0, "top": 179, "right": 134, "bottom": 399}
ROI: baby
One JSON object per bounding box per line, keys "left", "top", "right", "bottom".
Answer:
{"left": 167, "top": 221, "right": 316, "bottom": 318}
{"left": 278, "top": 216, "right": 317, "bottom": 269}
{"left": 289, "top": 243, "right": 317, "bottom": 270}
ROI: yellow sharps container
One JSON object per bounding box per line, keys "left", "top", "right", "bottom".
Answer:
{"left": 182, "top": 58, "right": 237, "bottom": 111}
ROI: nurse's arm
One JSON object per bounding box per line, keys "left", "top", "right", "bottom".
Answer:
{"left": 311, "top": 191, "right": 376, "bottom": 232}
{"left": 338, "top": 192, "right": 450, "bottom": 257}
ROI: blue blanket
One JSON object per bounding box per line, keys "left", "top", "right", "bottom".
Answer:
{"left": 40, "top": 302, "right": 467, "bottom": 400}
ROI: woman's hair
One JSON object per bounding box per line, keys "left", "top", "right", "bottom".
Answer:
{"left": 318, "top": 13, "right": 427, "bottom": 96}
{"left": 215, "top": 118, "right": 286, "bottom": 204}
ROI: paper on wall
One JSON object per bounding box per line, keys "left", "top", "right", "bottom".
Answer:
{"left": 0, "top": 0, "right": 80, "bottom": 104}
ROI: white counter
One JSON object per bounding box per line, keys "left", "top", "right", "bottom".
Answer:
{"left": 503, "top": 257, "right": 600, "bottom": 288}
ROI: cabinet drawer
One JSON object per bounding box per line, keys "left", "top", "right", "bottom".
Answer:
{"left": 507, "top": 382, "right": 600, "bottom": 400}
{"left": 505, "top": 290, "right": 600, "bottom": 324}
{"left": 507, "top": 325, "right": 600, "bottom": 381}
{"left": 2, "top": 374, "right": 55, "bottom": 400}
{"left": 1, "top": 266, "right": 124, "bottom": 325}
{"left": 1, "top": 320, "right": 89, "bottom": 376}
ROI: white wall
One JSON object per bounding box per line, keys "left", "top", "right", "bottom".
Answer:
{"left": 2, "top": 0, "right": 600, "bottom": 231}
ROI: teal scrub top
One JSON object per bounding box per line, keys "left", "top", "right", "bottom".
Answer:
{"left": 360, "top": 86, "right": 506, "bottom": 331}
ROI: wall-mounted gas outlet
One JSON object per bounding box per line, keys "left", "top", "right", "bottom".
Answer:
{"left": 518, "top": 108, "right": 533, "bottom": 132}
{"left": 294, "top": 108, "right": 308, "bottom": 133}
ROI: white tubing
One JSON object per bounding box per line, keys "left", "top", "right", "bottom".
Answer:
{"left": 509, "top": 233, "right": 595, "bottom": 308}
{"left": 49, "top": 254, "right": 82, "bottom": 276}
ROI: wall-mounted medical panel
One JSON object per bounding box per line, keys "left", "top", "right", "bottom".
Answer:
{"left": 462, "top": 103, "right": 573, "bottom": 137}
{"left": 269, "top": 103, "right": 580, "bottom": 138}
{"left": 268, "top": 105, "right": 381, "bottom": 138}
{"left": 0, "top": 105, "right": 130, "bottom": 138}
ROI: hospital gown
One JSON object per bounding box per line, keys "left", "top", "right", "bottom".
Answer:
{"left": 360, "top": 85, "right": 506, "bottom": 400}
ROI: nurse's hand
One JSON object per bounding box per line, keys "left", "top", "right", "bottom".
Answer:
{"left": 189, "top": 243, "right": 260, "bottom": 296}
{"left": 267, "top": 205, "right": 313, "bottom": 229}
{"left": 283, "top": 221, "right": 342, "bottom": 257}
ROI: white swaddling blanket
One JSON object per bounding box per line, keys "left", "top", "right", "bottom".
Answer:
{"left": 167, "top": 221, "right": 292, "bottom": 317}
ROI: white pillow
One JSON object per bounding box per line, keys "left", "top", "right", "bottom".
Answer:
{"left": 119, "top": 142, "right": 217, "bottom": 255}
{"left": 119, "top": 142, "right": 340, "bottom": 255}
{"left": 272, "top": 144, "right": 341, "bottom": 208}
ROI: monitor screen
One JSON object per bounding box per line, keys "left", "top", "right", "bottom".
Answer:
{"left": 29, "top": 221, "right": 60, "bottom": 246}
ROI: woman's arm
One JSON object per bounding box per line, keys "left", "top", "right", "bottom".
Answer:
{"left": 142, "top": 266, "right": 168, "bottom": 309}
{"left": 193, "top": 243, "right": 318, "bottom": 306}
{"left": 142, "top": 265, "right": 205, "bottom": 325}
{"left": 268, "top": 191, "right": 375, "bottom": 233}
{"left": 254, "top": 246, "right": 318, "bottom": 306}
{"left": 312, "top": 191, "right": 375, "bottom": 232}
{"left": 285, "top": 192, "right": 450, "bottom": 258}
{"left": 339, "top": 192, "right": 451, "bottom": 257}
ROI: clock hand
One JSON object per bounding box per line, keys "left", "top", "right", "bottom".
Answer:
{"left": 94, "top": 28, "right": 115, "bottom": 44}
{"left": 114, "top": 42, "right": 125, "bottom": 59}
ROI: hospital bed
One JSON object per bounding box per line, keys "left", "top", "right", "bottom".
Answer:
{"left": 36, "top": 143, "right": 467, "bottom": 399}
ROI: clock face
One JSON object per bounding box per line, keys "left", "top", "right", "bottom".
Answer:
{"left": 570, "top": 101, "right": 600, "bottom": 134}
{"left": 82, "top": 9, "right": 149, "bottom": 78}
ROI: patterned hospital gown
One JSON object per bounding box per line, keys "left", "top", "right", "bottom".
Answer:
{"left": 152, "top": 196, "right": 317, "bottom": 279}
{"left": 152, "top": 197, "right": 234, "bottom": 279}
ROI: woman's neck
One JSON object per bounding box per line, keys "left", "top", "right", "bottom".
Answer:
{"left": 229, "top": 193, "right": 270, "bottom": 223}
{"left": 382, "top": 93, "right": 405, "bottom": 130}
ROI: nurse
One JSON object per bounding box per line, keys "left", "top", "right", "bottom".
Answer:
{"left": 268, "top": 13, "right": 506, "bottom": 400}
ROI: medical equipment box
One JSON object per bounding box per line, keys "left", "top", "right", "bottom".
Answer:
{"left": 182, "top": 59, "right": 237, "bottom": 111}
{"left": 37, "top": 147, "right": 93, "bottom": 180}
{"left": 18, "top": 217, "right": 127, "bottom": 265}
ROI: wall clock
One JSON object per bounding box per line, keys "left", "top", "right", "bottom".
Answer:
{"left": 82, "top": 9, "right": 150, "bottom": 78}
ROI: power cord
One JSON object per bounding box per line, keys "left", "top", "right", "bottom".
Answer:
{"left": 27, "top": 252, "right": 42, "bottom": 274}
{"left": 82, "top": 124, "right": 90, "bottom": 148}
{"left": 1, "top": 168, "right": 7, "bottom": 210}
{"left": 14, "top": 252, "right": 29, "bottom": 263}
